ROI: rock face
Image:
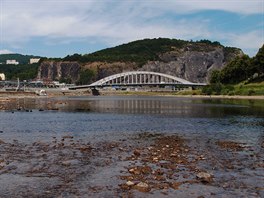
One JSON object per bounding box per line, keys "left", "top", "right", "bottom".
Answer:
{"left": 82, "top": 61, "right": 138, "bottom": 81}
{"left": 141, "top": 47, "right": 241, "bottom": 83}
{"left": 37, "top": 61, "right": 80, "bottom": 83}
{"left": 37, "top": 45, "right": 242, "bottom": 83}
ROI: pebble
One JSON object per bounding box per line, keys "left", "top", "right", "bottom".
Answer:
{"left": 196, "top": 172, "right": 213, "bottom": 183}
{"left": 134, "top": 182, "right": 150, "bottom": 192}
{"left": 126, "top": 181, "right": 135, "bottom": 186}
{"left": 133, "top": 149, "right": 141, "bottom": 156}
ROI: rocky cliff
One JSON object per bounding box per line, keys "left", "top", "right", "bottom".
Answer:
{"left": 37, "top": 39, "right": 243, "bottom": 83}
{"left": 37, "top": 61, "right": 80, "bottom": 83}
{"left": 141, "top": 45, "right": 242, "bottom": 83}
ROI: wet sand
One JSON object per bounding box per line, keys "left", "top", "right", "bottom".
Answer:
{"left": 0, "top": 131, "right": 263, "bottom": 197}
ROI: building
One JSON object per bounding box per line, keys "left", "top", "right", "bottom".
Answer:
{"left": 30, "top": 58, "right": 40, "bottom": 64}
{"left": 0, "top": 73, "right": 5, "bottom": 81}
{"left": 6, "top": 60, "right": 19, "bottom": 65}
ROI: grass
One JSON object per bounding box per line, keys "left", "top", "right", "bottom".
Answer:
{"left": 233, "top": 82, "right": 264, "bottom": 96}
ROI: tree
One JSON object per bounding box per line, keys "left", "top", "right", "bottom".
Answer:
{"left": 252, "top": 44, "right": 264, "bottom": 74}
{"left": 210, "top": 70, "right": 221, "bottom": 83}
{"left": 220, "top": 55, "right": 251, "bottom": 84}
{"left": 77, "top": 69, "right": 95, "bottom": 85}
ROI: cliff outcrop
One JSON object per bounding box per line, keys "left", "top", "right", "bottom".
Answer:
{"left": 37, "top": 39, "right": 243, "bottom": 83}
{"left": 37, "top": 61, "right": 80, "bottom": 83}
{"left": 141, "top": 46, "right": 242, "bottom": 83}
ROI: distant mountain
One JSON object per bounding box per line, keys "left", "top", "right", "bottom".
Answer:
{"left": 0, "top": 53, "right": 42, "bottom": 65}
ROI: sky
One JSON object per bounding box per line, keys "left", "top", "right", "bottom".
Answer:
{"left": 0, "top": 0, "right": 263, "bottom": 58}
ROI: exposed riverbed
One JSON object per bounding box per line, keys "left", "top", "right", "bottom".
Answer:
{"left": 0, "top": 96, "right": 263, "bottom": 197}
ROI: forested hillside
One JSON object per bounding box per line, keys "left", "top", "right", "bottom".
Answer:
{"left": 63, "top": 38, "right": 238, "bottom": 66}
{"left": 0, "top": 54, "right": 42, "bottom": 65}
{"left": 0, "top": 54, "right": 42, "bottom": 80}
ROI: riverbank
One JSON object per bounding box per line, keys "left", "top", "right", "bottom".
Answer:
{"left": 1, "top": 89, "right": 263, "bottom": 100}
{"left": 0, "top": 90, "right": 264, "bottom": 100}
{"left": 0, "top": 131, "right": 263, "bottom": 197}
{"left": 0, "top": 95, "right": 263, "bottom": 197}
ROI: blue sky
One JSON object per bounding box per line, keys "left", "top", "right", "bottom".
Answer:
{"left": 0, "top": 0, "right": 263, "bottom": 58}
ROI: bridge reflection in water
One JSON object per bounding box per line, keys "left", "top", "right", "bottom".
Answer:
{"left": 89, "top": 98, "right": 194, "bottom": 115}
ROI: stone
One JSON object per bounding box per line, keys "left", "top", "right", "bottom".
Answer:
{"left": 134, "top": 182, "right": 150, "bottom": 192}
{"left": 171, "top": 182, "right": 181, "bottom": 190}
{"left": 133, "top": 149, "right": 141, "bottom": 156}
{"left": 126, "top": 181, "right": 135, "bottom": 186}
{"left": 196, "top": 172, "right": 213, "bottom": 183}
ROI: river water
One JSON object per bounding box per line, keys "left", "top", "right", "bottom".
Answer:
{"left": 0, "top": 96, "right": 263, "bottom": 144}
{"left": 0, "top": 96, "right": 263, "bottom": 197}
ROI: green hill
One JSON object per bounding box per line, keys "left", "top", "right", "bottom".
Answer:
{"left": 63, "top": 38, "right": 239, "bottom": 65}
{"left": 0, "top": 54, "right": 43, "bottom": 80}
{"left": 0, "top": 54, "right": 42, "bottom": 65}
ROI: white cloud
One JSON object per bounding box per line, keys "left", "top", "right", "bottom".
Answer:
{"left": 226, "top": 30, "right": 263, "bottom": 56}
{"left": 229, "top": 31, "right": 263, "bottom": 49}
{"left": 167, "top": 0, "right": 262, "bottom": 15}
{"left": 0, "top": 49, "right": 14, "bottom": 54}
{"left": 0, "top": 0, "right": 262, "bottom": 56}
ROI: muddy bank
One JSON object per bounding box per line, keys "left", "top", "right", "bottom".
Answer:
{"left": 0, "top": 132, "right": 263, "bottom": 197}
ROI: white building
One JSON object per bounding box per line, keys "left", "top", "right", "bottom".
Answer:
{"left": 0, "top": 73, "right": 5, "bottom": 81}
{"left": 6, "top": 60, "right": 19, "bottom": 65}
{"left": 30, "top": 58, "right": 40, "bottom": 64}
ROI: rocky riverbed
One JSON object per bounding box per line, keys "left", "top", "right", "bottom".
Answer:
{"left": 0, "top": 131, "right": 263, "bottom": 197}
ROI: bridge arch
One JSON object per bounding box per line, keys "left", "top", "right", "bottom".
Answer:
{"left": 89, "top": 71, "right": 193, "bottom": 87}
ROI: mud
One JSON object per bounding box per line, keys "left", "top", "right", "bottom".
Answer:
{"left": 0, "top": 132, "right": 263, "bottom": 197}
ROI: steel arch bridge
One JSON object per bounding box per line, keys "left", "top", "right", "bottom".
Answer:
{"left": 69, "top": 71, "right": 206, "bottom": 90}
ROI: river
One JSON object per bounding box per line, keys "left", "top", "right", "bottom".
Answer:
{"left": 0, "top": 96, "right": 263, "bottom": 197}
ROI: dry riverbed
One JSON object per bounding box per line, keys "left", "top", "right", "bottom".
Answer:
{"left": 0, "top": 132, "right": 263, "bottom": 197}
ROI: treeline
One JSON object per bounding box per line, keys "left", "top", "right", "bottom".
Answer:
{"left": 202, "top": 45, "right": 264, "bottom": 95}
{"left": 0, "top": 54, "right": 42, "bottom": 65}
{"left": 63, "top": 38, "right": 188, "bottom": 65}
{"left": 0, "top": 54, "right": 43, "bottom": 80}
{"left": 0, "top": 63, "right": 39, "bottom": 80}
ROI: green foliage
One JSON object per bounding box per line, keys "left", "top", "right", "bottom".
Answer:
{"left": 197, "top": 39, "right": 221, "bottom": 46}
{"left": 61, "top": 38, "right": 236, "bottom": 66}
{"left": 209, "top": 45, "right": 264, "bottom": 87}
{"left": 0, "top": 54, "right": 42, "bottom": 65}
{"left": 220, "top": 55, "right": 251, "bottom": 84}
{"left": 0, "top": 64, "right": 39, "bottom": 80}
{"left": 201, "top": 82, "right": 264, "bottom": 96}
{"left": 77, "top": 69, "right": 96, "bottom": 85}
{"left": 78, "top": 38, "right": 188, "bottom": 64}
{"left": 210, "top": 70, "right": 221, "bottom": 83}
{"left": 202, "top": 83, "right": 223, "bottom": 95}
{"left": 251, "top": 44, "right": 264, "bottom": 74}
{"left": 59, "top": 77, "right": 72, "bottom": 84}
{"left": 233, "top": 82, "right": 264, "bottom": 96}
{"left": 63, "top": 53, "right": 82, "bottom": 61}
